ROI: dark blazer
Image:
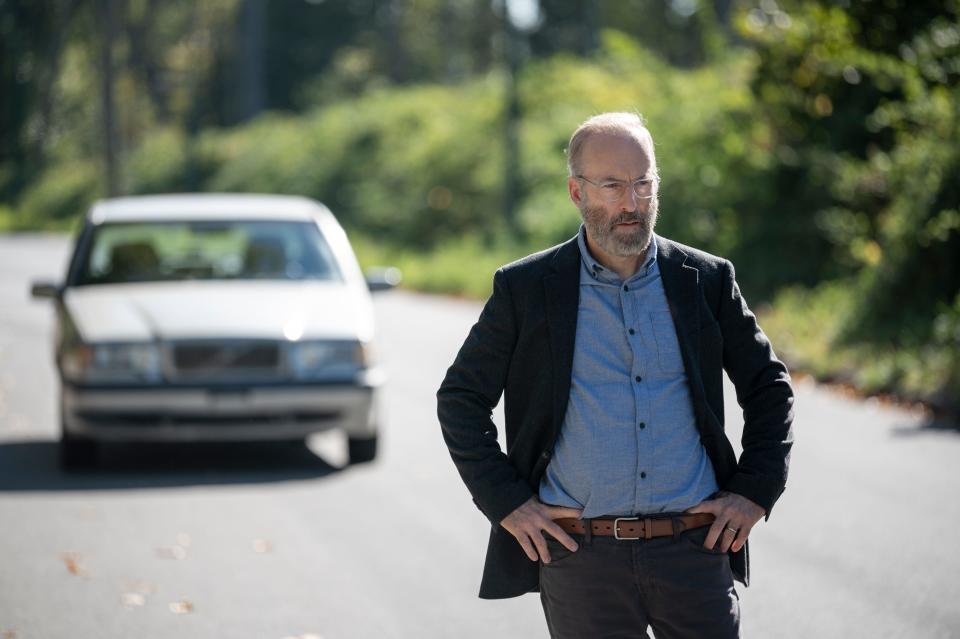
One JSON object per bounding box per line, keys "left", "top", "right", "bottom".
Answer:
{"left": 437, "top": 234, "right": 795, "bottom": 599}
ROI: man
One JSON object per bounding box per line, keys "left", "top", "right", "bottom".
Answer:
{"left": 437, "top": 112, "right": 794, "bottom": 638}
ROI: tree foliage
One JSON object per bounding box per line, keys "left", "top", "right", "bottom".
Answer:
{"left": 742, "top": 0, "right": 960, "bottom": 405}
{"left": 2, "top": 0, "right": 958, "bottom": 408}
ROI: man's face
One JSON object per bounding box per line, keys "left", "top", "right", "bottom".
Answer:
{"left": 569, "top": 132, "right": 659, "bottom": 258}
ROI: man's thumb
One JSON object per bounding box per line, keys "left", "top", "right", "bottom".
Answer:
{"left": 547, "top": 506, "right": 583, "bottom": 520}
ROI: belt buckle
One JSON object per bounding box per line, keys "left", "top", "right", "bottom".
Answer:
{"left": 614, "top": 516, "right": 640, "bottom": 540}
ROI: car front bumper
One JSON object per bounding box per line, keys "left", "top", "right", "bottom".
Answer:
{"left": 61, "top": 373, "right": 381, "bottom": 442}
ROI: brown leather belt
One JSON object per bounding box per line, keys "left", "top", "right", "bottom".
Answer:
{"left": 554, "top": 513, "right": 715, "bottom": 540}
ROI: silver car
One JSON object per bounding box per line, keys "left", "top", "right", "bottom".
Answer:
{"left": 31, "top": 194, "right": 396, "bottom": 469}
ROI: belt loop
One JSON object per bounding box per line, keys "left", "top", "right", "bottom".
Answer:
{"left": 643, "top": 517, "right": 653, "bottom": 540}
{"left": 583, "top": 517, "right": 593, "bottom": 545}
{"left": 671, "top": 516, "right": 683, "bottom": 542}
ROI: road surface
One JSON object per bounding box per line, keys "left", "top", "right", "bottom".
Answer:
{"left": 1, "top": 234, "right": 957, "bottom": 638}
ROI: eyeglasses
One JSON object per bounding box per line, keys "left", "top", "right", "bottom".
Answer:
{"left": 576, "top": 175, "right": 658, "bottom": 202}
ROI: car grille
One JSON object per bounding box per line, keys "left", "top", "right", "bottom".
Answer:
{"left": 167, "top": 341, "right": 282, "bottom": 380}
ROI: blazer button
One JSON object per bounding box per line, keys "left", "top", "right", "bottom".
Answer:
{"left": 541, "top": 450, "right": 551, "bottom": 459}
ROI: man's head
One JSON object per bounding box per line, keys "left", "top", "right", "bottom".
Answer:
{"left": 566, "top": 112, "right": 659, "bottom": 259}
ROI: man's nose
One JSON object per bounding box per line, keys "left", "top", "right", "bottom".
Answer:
{"left": 619, "top": 187, "right": 640, "bottom": 211}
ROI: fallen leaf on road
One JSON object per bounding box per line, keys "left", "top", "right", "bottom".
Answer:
{"left": 121, "top": 579, "right": 158, "bottom": 595}
{"left": 3, "top": 629, "right": 18, "bottom": 639}
{"left": 176, "top": 533, "right": 192, "bottom": 547}
{"left": 61, "top": 552, "right": 89, "bottom": 577}
{"left": 252, "top": 539, "right": 273, "bottom": 554}
{"left": 169, "top": 600, "right": 194, "bottom": 614}
{"left": 156, "top": 545, "right": 188, "bottom": 560}
{"left": 120, "top": 592, "right": 146, "bottom": 608}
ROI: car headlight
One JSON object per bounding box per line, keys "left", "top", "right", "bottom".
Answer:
{"left": 61, "top": 342, "right": 162, "bottom": 383}
{"left": 288, "top": 340, "right": 368, "bottom": 379}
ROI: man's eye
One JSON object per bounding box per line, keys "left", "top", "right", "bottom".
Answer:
{"left": 602, "top": 183, "right": 621, "bottom": 190}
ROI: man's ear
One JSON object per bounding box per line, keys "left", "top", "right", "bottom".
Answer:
{"left": 568, "top": 176, "right": 583, "bottom": 206}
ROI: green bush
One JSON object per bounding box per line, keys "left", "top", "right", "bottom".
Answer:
{"left": 15, "top": 160, "right": 101, "bottom": 230}
{"left": 351, "top": 232, "right": 529, "bottom": 299}
{"left": 198, "top": 112, "right": 327, "bottom": 197}
{"left": 0, "top": 204, "right": 15, "bottom": 231}
{"left": 127, "top": 126, "right": 191, "bottom": 195}
{"left": 187, "top": 81, "right": 507, "bottom": 248}
{"left": 166, "top": 31, "right": 770, "bottom": 260}
{"left": 763, "top": 281, "right": 960, "bottom": 412}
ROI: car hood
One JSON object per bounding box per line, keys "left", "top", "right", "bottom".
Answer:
{"left": 63, "top": 281, "right": 374, "bottom": 343}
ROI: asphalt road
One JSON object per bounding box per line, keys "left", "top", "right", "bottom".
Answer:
{"left": 1, "top": 234, "right": 958, "bottom": 639}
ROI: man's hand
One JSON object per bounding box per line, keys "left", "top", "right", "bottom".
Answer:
{"left": 500, "top": 497, "right": 583, "bottom": 563}
{"left": 685, "top": 491, "right": 765, "bottom": 553}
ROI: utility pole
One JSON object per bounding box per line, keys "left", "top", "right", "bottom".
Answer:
{"left": 238, "top": 0, "right": 266, "bottom": 122}
{"left": 500, "top": 0, "right": 540, "bottom": 235}
{"left": 581, "top": 0, "right": 599, "bottom": 55}
{"left": 96, "top": 0, "right": 120, "bottom": 196}
{"left": 503, "top": 8, "right": 520, "bottom": 234}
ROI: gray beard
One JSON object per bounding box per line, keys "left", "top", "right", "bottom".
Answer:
{"left": 580, "top": 197, "right": 658, "bottom": 257}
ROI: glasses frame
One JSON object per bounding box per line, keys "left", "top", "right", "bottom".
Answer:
{"left": 576, "top": 174, "right": 659, "bottom": 202}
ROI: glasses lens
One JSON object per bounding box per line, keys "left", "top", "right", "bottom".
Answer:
{"left": 601, "top": 183, "right": 626, "bottom": 202}
{"left": 634, "top": 180, "right": 655, "bottom": 199}
{"left": 583, "top": 177, "right": 656, "bottom": 201}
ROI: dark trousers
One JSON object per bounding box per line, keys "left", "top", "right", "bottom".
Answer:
{"left": 539, "top": 523, "right": 740, "bottom": 639}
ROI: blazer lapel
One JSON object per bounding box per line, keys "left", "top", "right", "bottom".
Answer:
{"left": 544, "top": 238, "right": 581, "bottom": 435}
{"left": 656, "top": 236, "right": 702, "bottom": 378}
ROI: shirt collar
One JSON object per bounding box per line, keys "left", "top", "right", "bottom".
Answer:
{"left": 577, "top": 224, "right": 658, "bottom": 284}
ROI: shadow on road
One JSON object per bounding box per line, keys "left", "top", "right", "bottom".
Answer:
{"left": 0, "top": 439, "right": 344, "bottom": 492}
{"left": 889, "top": 415, "right": 960, "bottom": 437}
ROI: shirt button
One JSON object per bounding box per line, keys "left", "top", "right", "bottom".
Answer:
{"left": 640, "top": 472, "right": 647, "bottom": 479}
{"left": 639, "top": 422, "right": 646, "bottom": 430}
{"left": 634, "top": 375, "right": 642, "bottom": 382}
{"left": 628, "top": 328, "right": 635, "bottom": 335}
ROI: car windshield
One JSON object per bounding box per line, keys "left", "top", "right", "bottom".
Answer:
{"left": 74, "top": 220, "right": 343, "bottom": 285}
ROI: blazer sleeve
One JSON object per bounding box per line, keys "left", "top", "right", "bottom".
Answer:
{"left": 436, "top": 268, "right": 534, "bottom": 524}
{"left": 716, "top": 260, "right": 795, "bottom": 517}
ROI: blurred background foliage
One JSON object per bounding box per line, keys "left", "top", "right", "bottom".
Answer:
{"left": 1, "top": 0, "right": 958, "bottom": 414}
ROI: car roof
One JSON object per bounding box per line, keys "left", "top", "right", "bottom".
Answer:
{"left": 89, "top": 194, "right": 334, "bottom": 224}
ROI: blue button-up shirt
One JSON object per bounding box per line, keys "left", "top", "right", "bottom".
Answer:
{"left": 538, "top": 226, "right": 718, "bottom": 517}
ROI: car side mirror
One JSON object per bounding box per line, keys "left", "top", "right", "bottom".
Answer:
{"left": 31, "top": 281, "right": 62, "bottom": 299}
{"left": 364, "top": 267, "right": 401, "bottom": 292}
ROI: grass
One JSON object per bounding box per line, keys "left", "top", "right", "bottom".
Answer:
{"left": 349, "top": 232, "right": 533, "bottom": 300}
{"left": 761, "top": 282, "right": 959, "bottom": 416}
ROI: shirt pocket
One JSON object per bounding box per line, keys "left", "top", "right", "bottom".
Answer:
{"left": 649, "top": 310, "right": 684, "bottom": 374}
